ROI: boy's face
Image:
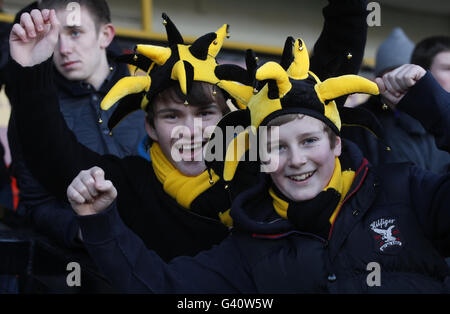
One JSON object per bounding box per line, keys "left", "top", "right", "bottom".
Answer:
{"left": 267, "top": 116, "right": 341, "bottom": 202}
{"left": 146, "top": 96, "right": 223, "bottom": 177}
{"left": 53, "top": 6, "right": 111, "bottom": 85}
{"left": 430, "top": 51, "right": 450, "bottom": 92}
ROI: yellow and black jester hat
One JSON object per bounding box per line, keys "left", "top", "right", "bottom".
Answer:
{"left": 100, "top": 13, "right": 256, "bottom": 132}
{"left": 206, "top": 37, "right": 381, "bottom": 183}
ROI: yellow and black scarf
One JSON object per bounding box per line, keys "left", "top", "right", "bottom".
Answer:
{"left": 269, "top": 158, "right": 355, "bottom": 238}
{"left": 150, "top": 143, "right": 233, "bottom": 226}
{"left": 150, "top": 143, "right": 219, "bottom": 209}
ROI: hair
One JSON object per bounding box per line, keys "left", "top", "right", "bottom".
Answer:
{"left": 267, "top": 113, "right": 337, "bottom": 149}
{"left": 146, "top": 82, "right": 229, "bottom": 127}
{"left": 411, "top": 36, "right": 450, "bottom": 70}
{"left": 39, "top": 0, "right": 111, "bottom": 31}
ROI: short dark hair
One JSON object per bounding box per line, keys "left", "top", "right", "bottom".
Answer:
{"left": 39, "top": 0, "right": 111, "bottom": 30}
{"left": 411, "top": 36, "right": 450, "bottom": 70}
{"left": 146, "top": 82, "right": 229, "bottom": 127}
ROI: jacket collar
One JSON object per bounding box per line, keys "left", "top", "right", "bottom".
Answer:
{"left": 231, "top": 173, "right": 294, "bottom": 235}
{"left": 54, "top": 60, "right": 128, "bottom": 97}
{"left": 364, "top": 95, "right": 426, "bottom": 135}
{"left": 395, "top": 111, "right": 427, "bottom": 135}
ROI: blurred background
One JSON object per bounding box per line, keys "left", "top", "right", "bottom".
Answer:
{"left": 0, "top": 0, "right": 449, "bottom": 164}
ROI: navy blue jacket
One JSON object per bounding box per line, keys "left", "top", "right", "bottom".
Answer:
{"left": 341, "top": 95, "right": 450, "bottom": 173}
{"left": 76, "top": 73, "right": 450, "bottom": 293}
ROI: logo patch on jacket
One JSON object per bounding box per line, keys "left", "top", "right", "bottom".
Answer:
{"left": 369, "top": 218, "right": 402, "bottom": 253}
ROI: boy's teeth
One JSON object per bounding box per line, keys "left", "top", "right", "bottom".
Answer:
{"left": 184, "top": 143, "right": 202, "bottom": 150}
{"left": 177, "top": 143, "right": 202, "bottom": 151}
{"left": 289, "top": 171, "right": 314, "bottom": 181}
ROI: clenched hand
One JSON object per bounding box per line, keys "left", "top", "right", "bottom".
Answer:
{"left": 375, "top": 64, "right": 426, "bottom": 109}
{"left": 67, "top": 167, "right": 117, "bottom": 216}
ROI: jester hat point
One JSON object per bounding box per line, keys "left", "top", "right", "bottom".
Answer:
{"left": 101, "top": 13, "right": 255, "bottom": 131}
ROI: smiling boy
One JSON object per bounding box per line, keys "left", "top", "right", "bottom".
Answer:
{"left": 266, "top": 114, "right": 340, "bottom": 202}
{"left": 146, "top": 83, "right": 227, "bottom": 176}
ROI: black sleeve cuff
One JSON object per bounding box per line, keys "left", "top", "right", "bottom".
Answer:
{"left": 397, "top": 71, "right": 449, "bottom": 131}
{"left": 76, "top": 201, "right": 123, "bottom": 244}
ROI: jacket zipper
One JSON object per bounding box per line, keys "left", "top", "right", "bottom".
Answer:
{"left": 327, "top": 159, "right": 369, "bottom": 240}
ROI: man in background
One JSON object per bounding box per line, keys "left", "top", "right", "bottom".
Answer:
{"left": 7, "top": 0, "right": 146, "bottom": 248}
{"left": 341, "top": 28, "right": 450, "bottom": 173}
{"left": 412, "top": 35, "right": 450, "bottom": 93}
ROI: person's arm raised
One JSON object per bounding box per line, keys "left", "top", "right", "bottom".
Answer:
{"left": 8, "top": 9, "right": 122, "bottom": 200}
{"left": 376, "top": 64, "right": 450, "bottom": 151}
{"left": 377, "top": 63, "right": 450, "bottom": 259}
{"left": 310, "top": 0, "right": 368, "bottom": 81}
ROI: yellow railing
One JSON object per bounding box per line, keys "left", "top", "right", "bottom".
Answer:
{"left": 0, "top": 12, "right": 13, "bottom": 23}
{"left": 120, "top": 0, "right": 282, "bottom": 54}
{"left": 0, "top": 1, "right": 375, "bottom": 64}
{"left": 141, "top": 0, "right": 152, "bottom": 33}
{"left": 0, "top": 0, "right": 282, "bottom": 55}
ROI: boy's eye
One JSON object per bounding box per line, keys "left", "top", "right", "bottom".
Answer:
{"left": 270, "top": 144, "right": 287, "bottom": 153}
{"left": 199, "top": 111, "right": 213, "bottom": 117}
{"left": 71, "top": 30, "right": 81, "bottom": 37}
{"left": 303, "top": 138, "right": 318, "bottom": 145}
{"left": 163, "top": 114, "right": 177, "bottom": 120}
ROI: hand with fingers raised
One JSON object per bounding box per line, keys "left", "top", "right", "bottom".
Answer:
{"left": 67, "top": 167, "right": 117, "bottom": 216}
{"left": 9, "top": 9, "right": 60, "bottom": 67}
{"left": 375, "top": 64, "right": 426, "bottom": 110}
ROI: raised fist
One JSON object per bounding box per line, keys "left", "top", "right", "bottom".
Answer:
{"left": 375, "top": 64, "right": 426, "bottom": 109}
{"left": 67, "top": 167, "right": 117, "bottom": 216}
